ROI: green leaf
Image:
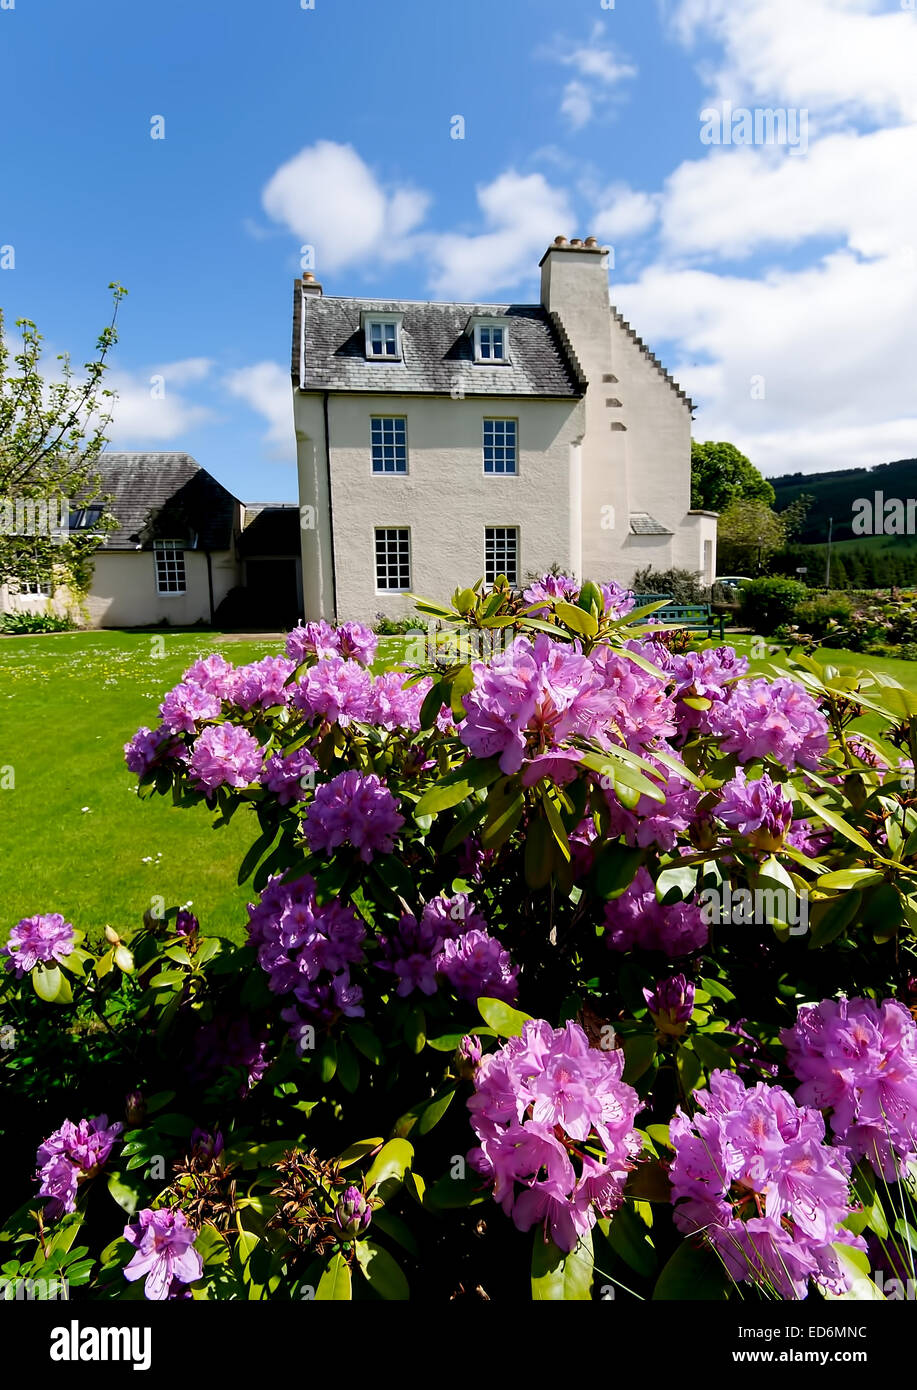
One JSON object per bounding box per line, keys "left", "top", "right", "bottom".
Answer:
{"left": 816, "top": 867, "right": 885, "bottom": 891}
{"left": 477, "top": 997, "right": 533, "bottom": 1038}
{"left": 417, "top": 1087, "right": 455, "bottom": 1136}
{"left": 622, "top": 1033, "right": 657, "bottom": 1084}
{"left": 32, "top": 965, "right": 71, "bottom": 1003}
{"left": 531, "top": 1230, "right": 594, "bottom": 1301}
{"left": 337, "top": 1138, "right": 385, "bottom": 1169}
{"left": 796, "top": 788, "right": 878, "bottom": 857}
{"left": 423, "top": 1173, "right": 488, "bottom": 1210}
{"left": 524, "top": 815, "right": 555, "bottom": 889}
{"left": 365, "top": 1138, "right": 414, "bottom": 1205}
{"left": 354, "top": 1240, "right": 409, "bottom": 1300}
{"left": 691, "top": 1034, "right": 733, "bottom": 1071}
{"left": 336, "top": 1037, "right": 360, "bottom": 1093}
{"left": 655, "top": 863, "right": 698, "bottom": 903}
{"left": 594, "top": 843, "right": 644, "bottom": 899}
{"left": 414, "top": 780, "right": 474, "bottom": 818}
{"left": 676, "top": 1042, "right": 703, "bottom": 1094}
{"left": 106, "top": 1173, "right": 140, "bottom": 1215}
{"left": 315, "top": 1250, "right": 352, "bottom": 1301}
{"left": 602, "top": 1206, "right": 657, "bottom": 1278}
{"left": 555, "top": 601, "right": 598, "bottom": 638}
{"left": 809, "top": 889, "right": 862, "bottom": 949}
{"left": 653, "top": 1239, "right": 729, "bottom": 1300}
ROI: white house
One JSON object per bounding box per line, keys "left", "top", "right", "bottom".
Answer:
{"left": 291, "top": 236, "right": 716, "bottom": 621}
{"left": 0, "top": 453, "right": 304, "bottom": 629}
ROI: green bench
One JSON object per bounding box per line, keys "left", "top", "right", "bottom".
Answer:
{"left": 630, "top": 594, "right": 725, "bottom": 641}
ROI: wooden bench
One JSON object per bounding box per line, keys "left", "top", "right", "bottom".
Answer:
{"left": 630, "top": 594, "right": 725, "bottom": 641}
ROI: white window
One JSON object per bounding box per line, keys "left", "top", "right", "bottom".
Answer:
{"left": 483, "top": 419, "right": 517, "bottom": 475}
{"left": 375, "top": 528, "right": 411, "bottom": 591}
{"left": 154, "top": 540, "right": 187, "bottom": 595}
{"left": 364, "top": 315, "right": 403, "bottom": 360}
{"left": 476, "top": 324, "right": 507, "bottom": 362}
{"left": 18, "top": 576, "right": 52, "bottom": 597}
{"left": 371, "top": 417, "right": 408, "bottom": 474}
{"left": 485, "top": 527, "right": 519, "bottom": 586}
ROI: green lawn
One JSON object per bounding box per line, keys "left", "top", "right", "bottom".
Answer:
{"left": 2, "top": 628, "right": 915, "bottom": 947}
{"left": 0, "top": 632, "right": 290, "bottom": 943}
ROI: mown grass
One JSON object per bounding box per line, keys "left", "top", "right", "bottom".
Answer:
{"left": 0, "top": 632, "right": 289, "bottom": 942}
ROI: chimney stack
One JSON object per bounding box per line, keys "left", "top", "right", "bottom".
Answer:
{"left": 301, "top": 272, "right": 323, "bottom": 297}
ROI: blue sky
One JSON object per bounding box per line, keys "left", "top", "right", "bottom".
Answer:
{"left": 2, "top": 0, "right": 915, "bottom": 500}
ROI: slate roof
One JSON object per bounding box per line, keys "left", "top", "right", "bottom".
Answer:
{"left": 630, "top": 512, "right": 673, "bottom": 536}
{"left": 91, "top": 453, "right": 239, "bottom": 550}
{"left": 293, "top": 292, "right": 586, "bottom": 399}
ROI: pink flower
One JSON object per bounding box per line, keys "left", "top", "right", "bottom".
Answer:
{"left": 261, "top": 746, "right": 318, "bottom": 805}
{"left": 159, "top": 682, "right": 222, "bottom": 734}
{"left": 123, "top": 1207, "right": 203, "bottom": 1300}
{"left": 188, "top": 724, "right": 263, "bottom": 792}
{"left": 3, "top": 913, "right": 75, "bottom": 977}
{"left": 706, "top": 677, "right": 829, "bottom": 771}
{"left": 304, "top": 770, "right": 404, "bottom": 863}
{"left": 231, "top": 656, "right": 296, "bottom": 711}
{"left": 604, "top": 867, "right": 708, "bottom": 957}
{"left": 181, "top": 653, "right": 238, "bottom": 700}
{"left": 292, "top": 659, "right": 374, "bottom": 726}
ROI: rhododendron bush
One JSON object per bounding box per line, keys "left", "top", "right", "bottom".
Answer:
{"left": 5, "top": 575, "right": 917, "bottom": 1303}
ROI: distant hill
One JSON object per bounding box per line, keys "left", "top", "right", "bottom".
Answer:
{"left": 770, "top": 458, "right": 917, "bottom": 545}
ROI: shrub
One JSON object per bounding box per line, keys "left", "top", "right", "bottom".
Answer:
{"left": 790, "top": 592, "right": 854, "bottom": 639}
{"left": 738, "top": 576, "right": 807, "bottom": 634}
{"left": 3, "top": 577, "right": 917, "bottom": 1304}
{"left": 0, "top": 610, "right": 75, "bottom": 634}
{"left": 631, "top": 566, "right": 708, "bottom": 603}
{"left": 373, "top": 613, "right": 421, "bottom": 635}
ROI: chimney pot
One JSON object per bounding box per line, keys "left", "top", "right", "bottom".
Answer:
{"left": 553, "top": 235, "right": 568, "bottom": 246}
{"left": 584, "top": 236, "right": 598, "bottom": 248}
{"left": 569, "top": 238, "right": 583, "bottom": 247}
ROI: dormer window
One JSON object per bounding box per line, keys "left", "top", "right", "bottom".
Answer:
{"left": 467, "top": 315, "right": 510, "bottom": 365}
{"left": 362, "top": 312, "right": 404, "bottom": 361}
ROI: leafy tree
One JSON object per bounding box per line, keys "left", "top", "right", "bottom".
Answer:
{"left": 691, "top": 440, "right": 775, "bottom": 512}
{"left": 0, "top": 285, "right": 125, "bottom": 598}
{"left": 716, "top": 497, "right": 785, "bottom": 574}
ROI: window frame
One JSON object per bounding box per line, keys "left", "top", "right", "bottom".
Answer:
{"left": 370, "top": 415, "right": 409, "bottom": 475}
{"left": 363, "top": 314, "right": 404, "bottom": 362}
{"left": 153, "top": 538, "right": 188, "bottom": 597}
{"left": 483, "top": 417, "right": 519, "bottom": 476}
{"left": 374, "top": 526, "right": 412, "bottom": 594}
{"left": 17, "top": 575, "right": 53, "bottom": 598}
{"left": 474, "top": 323, "right": 509, "bottom": 363}
{"left": 484, "top": 525, "right": 520, "bottom": 587}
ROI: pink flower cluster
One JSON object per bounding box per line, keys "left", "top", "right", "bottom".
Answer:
{"left": 468, "top": 1020, "right": 643, "bottom": 1253}
{"left": 460, "top": 634, "right": 617, "bottom": 776}
{"left": 781, "top": 996, "right": 917, "bottom": 1179}
{"left": 36, "top": 1115, "right": 123, "bottom": 1219}
{"left": 304, "top": 770, "right": 404, "bottom": 863}
{"left": 670, "top": 1070, "right": 862, "bottom": 1299}
{"left": 715, "top": 768, "right": 794, "bottom": 850}
{"left": 188, "top": 723, "right": 264, "bottom": 793}
{"left": 706, "top": 677, "right": 829, "bottom": 771}
{"left": 292, "top": 660, "right": 431, "bottom": 731}
{"left": 522, "top": 573, "right": 634, "bottom": 621}
{"left": 286, "top": 619, "right": 377, "bottom": 667}
{"left": 2, "top": 912, "right": 75, "bottom": 977}
{"left": 603, "top": 757, "right": 701, "bottom": 852}
{"left": 231, "top": 656, "right": 297, "bottom": 712}
{"left": 246, "top": 874, "right": 366, "bottom": 1033}
{"left": 603, "top": 867, "right": 708, "bottom": 957}
{"left": 261, "top": 746, "right": 319, "bottom": 805}
{"left": 124, "top": 725, "right": 188, "bottom": 776}
{"left": 378, "top": 894, "right": 518, "bottom": 1003}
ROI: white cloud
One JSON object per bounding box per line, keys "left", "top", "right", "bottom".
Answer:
{"left": 593, "top": 184, "right": 660, "bottom": 240}
{"left": 426, "top": 171, "right": 573, "bottom": 299}
{"left": 225, "top": 362, "right": 293, "bottom": 461}
{"left": 261, "top": 141, "right": 430, "bottom": 275}
{"left": 669, "top": 0, "right": 917, "bottom": 124}
{"left": 547, "top": 23, "right": 638, "bottom": 129}
{"left": 106, "top": 360, "right": 216, "bottom": 443}
{"left": 614, "top": 248, "right": 917, "bottom": 475}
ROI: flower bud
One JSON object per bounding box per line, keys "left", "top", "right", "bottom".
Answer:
{"left": 104, "top": 925, "right": 121, "bottom": 945}
{"left": 176, "top": 910, "right": 199, "bottom": 938}
{"left": 643, "top": 974, "right": 695, "bottom": 1036}
{"left": 125, "top": 1089, "right": 146, "bottom": 1125}
{"left": 333, "top": 1185, "right": 372, "bottom": 1240}
{"left": 456, "top": 1034, "right": 483, "bottom": 1079}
